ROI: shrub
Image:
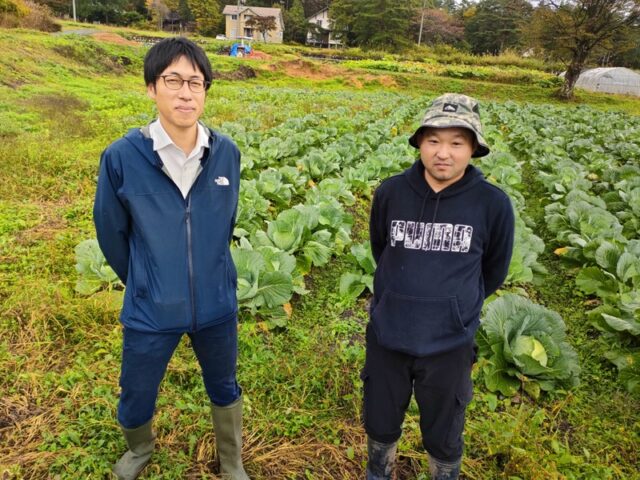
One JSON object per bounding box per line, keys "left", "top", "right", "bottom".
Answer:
{"left": 0, "top": 0, "right": 60, "bottom": 32}
{"left": 22, "top": 1, "right": 61, "bottom": 32}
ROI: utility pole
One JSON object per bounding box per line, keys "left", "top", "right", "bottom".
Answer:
{"left": 72, "top": 0, "right": 77, "bottom": 22}
{"left": 418, "top": 0, "right": 427, "bottom": 46}
{"left": 237, "top": 0, "right": 242, "bottom": 42}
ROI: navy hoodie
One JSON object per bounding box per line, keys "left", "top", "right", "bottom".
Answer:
{"left": 369, "top": 160, "right": 514, "bottom": 357}
{"left": 93, "top": 125, "right": 240, "bottom": 333}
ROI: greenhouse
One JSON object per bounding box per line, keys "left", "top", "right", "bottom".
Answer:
{"left": 567, "top": 67, "right": 640, "bottom": 96}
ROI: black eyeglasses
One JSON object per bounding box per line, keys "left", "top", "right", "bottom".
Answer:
{"left": 158, "top": 74, "right": 210, "bottom": 93}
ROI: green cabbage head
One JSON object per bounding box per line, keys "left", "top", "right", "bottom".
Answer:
{"left": 477, "top": 294, "right": 580, "bottom": 398}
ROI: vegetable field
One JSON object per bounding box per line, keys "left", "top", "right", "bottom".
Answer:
{"left": 1, "top": 29, "right": 639, "bottom": 480}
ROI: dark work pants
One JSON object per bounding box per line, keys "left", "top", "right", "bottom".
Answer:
{"left": 361, "top": 325, "right": 475, "bottom": 462}
{"left": 117, "top": 318, "right": 241, "bottom": 429}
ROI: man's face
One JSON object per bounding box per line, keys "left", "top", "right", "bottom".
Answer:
{"left": 147, "top": 55, "right": 206, "bottom": 133}
{"left": 418, "top": 127, "right": 475, "bottom": 191}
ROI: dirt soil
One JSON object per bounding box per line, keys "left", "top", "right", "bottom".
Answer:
{"left": 248, "top": 50, "right": 272, "bottom": 60}
{"left": 91, "top": 32, "right": 140, "bottom": 47}
{"left": 271, "top": 59, "right": 397, "bottom": 88}
{"left": 212, "top": 65, "right": 257, "bottom": 81}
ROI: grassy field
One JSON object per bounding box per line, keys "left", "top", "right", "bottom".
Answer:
{"left": 0, "top": 26, "right": 639, "bottom": 479}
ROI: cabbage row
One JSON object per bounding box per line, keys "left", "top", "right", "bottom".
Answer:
{"left": 493, "top": 102, "right": 640, "bottom": 393}
{"left": 75, "top": 94, "right": 584, "bottom": 398}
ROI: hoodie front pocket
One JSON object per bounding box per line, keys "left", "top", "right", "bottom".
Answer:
{"left": 371, "top": 291, "right": 466, "bottom": 356}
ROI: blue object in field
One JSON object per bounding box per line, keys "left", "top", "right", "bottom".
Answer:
{"left": 230, "top": 42, "right": 251, "bottom": 57}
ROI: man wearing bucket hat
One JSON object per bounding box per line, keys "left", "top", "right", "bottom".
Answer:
{"left": 363, "top": 94, "right": 514, "bottom": 480}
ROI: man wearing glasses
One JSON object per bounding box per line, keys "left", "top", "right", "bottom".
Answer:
{"left": 94, "top": 37, "right": 249, "bottom": 480}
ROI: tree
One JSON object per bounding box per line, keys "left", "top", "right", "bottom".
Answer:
{"left": 283, "top": 0, "right": 307, "bottom": 43}
{"left": 331, "top": 0, "right": 419, "bottom": 51}
{"left": 329, "top": 0, "right": 358, "bottom": 46}
{"left": 611, "top": 25, "right": 640, "bottom": 68}
{"left": 31, "top": 0, "right": 69, "bottom": 16}
{"left": 463, "top": 0, "right": 532, "bottom": 54}
{"left": 414, "top": 8, "right": 464, "bottom": 46}
{"left": 147, "top": 0, "right": 169, "bottom": 29}
{"left": 177, "top": 0, "right": 192, "bottom": 23}
{"left": 529, "top": 0, "right": 640, "bottom": 99}
{"left": 187, "top": 0, "right": 220, "bottom": 36}
{"left": 246, "top": 14, "right": 277, "bottom": 41}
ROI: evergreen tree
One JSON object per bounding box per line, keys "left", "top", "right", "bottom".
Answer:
{"left": 463, "top": 0, "right": 532, "bottom": 54}
{"left": 329, "top": 0, "right": 358, "bottom": 46}
{"left": 353, "top": 0, "right": 418, "bottom": 51}
{"left": 284, "top": 0, "right": 308, "bottom": 43}
{"left": 177, "top": 0, "right": 192, "bottom": 22}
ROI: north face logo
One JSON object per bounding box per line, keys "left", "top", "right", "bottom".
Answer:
{"left": 443, "top": 103, "right": 458, "bottom": 112}
{"left": 214, "top": 176, "right": 229, "bottom": 186}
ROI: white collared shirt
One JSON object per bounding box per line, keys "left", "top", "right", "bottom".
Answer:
{"left": 149, "top": 120, "right": 209, "bottom": 199}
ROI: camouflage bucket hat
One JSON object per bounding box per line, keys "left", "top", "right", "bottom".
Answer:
{"left": 409, "top": 93, "right": 490, "bottom": 158}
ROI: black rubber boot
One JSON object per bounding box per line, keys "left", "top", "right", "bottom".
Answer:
{"left": 366, "top": 436, "right": 397, "bottom": 480}
{"left": 428, "top": 454, "right": 461, "bottom": 480}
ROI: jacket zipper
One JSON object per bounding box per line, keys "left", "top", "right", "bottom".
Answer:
{"left": 149, "top": 137, "right": 216, "bottom": 333}
{"left": 186, "top": 194, "right": 197, "bottom": 332}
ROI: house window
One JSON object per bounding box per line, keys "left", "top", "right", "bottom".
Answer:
{"left": 244, "top": 28, "right": 253, "bottom": 37}
{"left": 231, "top": 14, "right": 237, "bottom": 20}
{"left": 316, "top": 19, "right": 322, "bottom": 26}
{"left": 244, "top": 15, "right": 252, "bottom": 21}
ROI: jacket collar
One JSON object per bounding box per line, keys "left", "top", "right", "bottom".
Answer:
{"left": 127, "top": 121, "right": 216, "bottom": 169}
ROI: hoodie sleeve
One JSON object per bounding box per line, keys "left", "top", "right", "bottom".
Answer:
{"left": 482, "top": 194, "right": 515, "bottom": 298}
{"left": 369, "top": 187, "right": 387, "bottom": 264}
{"left": 93, "top": 149, "right": 130, "bottom": 284}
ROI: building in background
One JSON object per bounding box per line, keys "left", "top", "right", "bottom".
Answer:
{"left": 306, "top": 7, "right": 341, "bottom": 48}
{"left": 222, "top": 5, "right": 284, "bottom": 43}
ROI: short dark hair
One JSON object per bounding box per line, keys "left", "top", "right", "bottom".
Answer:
{"left": 144, "top": 37, "right": 213, "bottom": 91}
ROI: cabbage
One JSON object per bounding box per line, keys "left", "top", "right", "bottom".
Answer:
{"left": 477, "top": 293, "right": 580, "bottom": 398}
{"left": 513, "top": 335, "right": 548, "bottom": 367}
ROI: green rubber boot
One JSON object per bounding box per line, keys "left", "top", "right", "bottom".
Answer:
{"left": 112, "top": 420, "right": 156, "bottom": 480}
{"left": 211, "top": 397, "right": 250, "bottom": 480}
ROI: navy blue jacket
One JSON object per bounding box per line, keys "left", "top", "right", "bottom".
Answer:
{"left": 93, "top": 125, "right": 240, "bottom": 333}
{"left": 369, "top": 160, "right": 514, "bottom": 357}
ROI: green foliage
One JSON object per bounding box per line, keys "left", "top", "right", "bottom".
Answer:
{"left": 493, "top": 100, "right": 640, "bottom": 392}
{"left": 231, "top": 242, "right": 303, "bottom": 326}
{"left": 463, "top": 0, "right": 532, "bottom": 55}
{"left": 338, "top": 241, "right": 376, "bottom": 303}
{"left": 330, "top": 0, "right": 419, "bottom": 51}
{"left": 283, "top": 0, "right": 307, "bottom": 43}
{"left": 0, "top": 0, "right": 25, "bottom": 14}
{"left": 477, "top": 294, "right": 581, "bottom": 398}
{"left": 188, "top": 0, "right": 221, "bottom": 36}
{"left": 74, "top": 239, "right": 120, "bottom": 295}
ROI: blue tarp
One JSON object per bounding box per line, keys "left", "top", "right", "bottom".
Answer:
{"left": 230, "top": 43, "right": 252, "bottom": 57}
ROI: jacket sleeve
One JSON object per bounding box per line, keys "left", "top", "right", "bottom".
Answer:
{"left": 369, "top": 187, "right": 387, "bottom": 264}
{"left": 482, "top": 195, "right": 515, "bottom": 298}
{"left": 93, "top": 149, "right": 130, "bottom": 284}
{"left": 228, "top": 147, "right": 241, "bottom": 244}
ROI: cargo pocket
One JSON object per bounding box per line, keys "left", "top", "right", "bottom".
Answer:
{"left": 446, "top": 380, "right": 473, "bottom": 448}
{"left": 371, "top": 291, "right": 466, "bottom": 356}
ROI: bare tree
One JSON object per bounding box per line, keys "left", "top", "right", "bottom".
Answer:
{"left": 530, "top": 0, "right": 640, "bottom": 99}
